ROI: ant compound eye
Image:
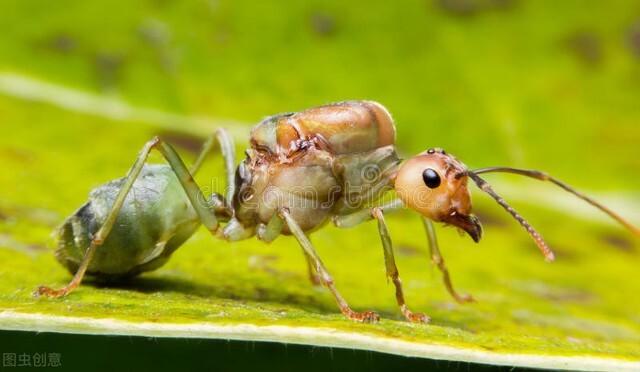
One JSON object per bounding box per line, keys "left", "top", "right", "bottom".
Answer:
{"left": 422, "top": 168, "right": 441, "bottom": 189}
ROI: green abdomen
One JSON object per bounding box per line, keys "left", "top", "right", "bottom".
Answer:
{"left": 55, "top": 165, "right": 200, "bottom": 280}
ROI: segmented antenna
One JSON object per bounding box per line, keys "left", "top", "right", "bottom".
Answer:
{"left": 472, "top": 167, "right": 640, "bottom": 238}
{"left": 467, "top": 171, "right": 555, "bottom": 261}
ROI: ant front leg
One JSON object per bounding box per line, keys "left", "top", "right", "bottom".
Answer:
{"left": 280, "top": 209, "right": 380, "bottom": 323}
{"left": 372, "top": 208, "right": 429, "bottom": 323}
{"left": 332, "top": 198, "right": 404, "bottom": 228}
{"left": 422, "top": 218, "right": 474, "bottom": 304}
{"left": 35, "top": 137, "right": 221, "bottom": 298}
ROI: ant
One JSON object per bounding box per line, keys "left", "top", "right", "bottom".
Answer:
{"left": 37, "top": 100, "right": 639, "bottom": 323}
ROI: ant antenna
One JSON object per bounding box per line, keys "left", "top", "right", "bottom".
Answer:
{"left": 472, "top": 167, "right": 640, "bottom": 238}
{"left": 466, "top": 171, "right": 555, "bottom": 261}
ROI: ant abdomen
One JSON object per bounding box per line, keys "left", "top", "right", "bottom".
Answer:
{"left": 55, "top": 165, "right": 200, "bottom": 280}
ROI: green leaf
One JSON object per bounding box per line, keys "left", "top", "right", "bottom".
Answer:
{"left": 1, "top": 93, "right": 639, "bottom": 370}
{"left": 1, "top": 1, "right": 639, "bottom": 370}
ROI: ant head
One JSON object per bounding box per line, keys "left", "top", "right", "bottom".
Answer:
{"left": 395, "top": 148, "right": 482, "bottom": 242}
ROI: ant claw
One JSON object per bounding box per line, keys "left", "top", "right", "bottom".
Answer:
{"left": 347, "top": 310, "right": 380, "bottom": 323}
{"left": 360, "top": 311, "right": 380, "bottom": 323}
{"left": 33, "top": 285, "right": 66, "bottom": 299}
{"left": 406, "top": 312, "right": 430, "bottom": 324}
{"left": 454, "top": 293, "right": 475, "bottom": 304}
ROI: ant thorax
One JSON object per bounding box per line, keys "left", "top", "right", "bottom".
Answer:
{"left": 231, "top": 141, "right": 400, "bottom": 234}
{"left": 231, "top": 100, "right": 400, "bottom": 235}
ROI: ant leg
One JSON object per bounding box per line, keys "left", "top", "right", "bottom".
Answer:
{"left": 422, "top": 217, "right": 474, "bottom": 304}
{"left": 372, "top": 208, "right": 429, "bottom": 323}
{"left": 304, "top": 252, "right": 322, "bottom": 286}
{"left": 256, "top": 213, "right": 285, "bottom": 243}
{"left": 257, "top": 214, "right": 320, "bottom": 285}
{"left": 190, "top": 128, "right": 236, "bottom": 206}
{"left": 209, "top": 193, "right": 232, "bottom": 222}
{"left": 280, "top": 209, "right": 380, "bottom": 323}
{"left": 220, "top": 218, "right": 255, "bottom": 241}
{"left": 333, "top": 198, "right": 404, "bottom": 228}
{"left": 36, "top": 137, "right": 220, "bottom": 298}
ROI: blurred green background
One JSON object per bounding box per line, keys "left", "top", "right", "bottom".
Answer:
{"left": 1, "top": 0, "right": 639, "bottom": 370}
{"left": 2, "top": 0, "right": 640, "bottom": 187}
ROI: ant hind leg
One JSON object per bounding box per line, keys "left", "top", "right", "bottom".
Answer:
{"left": 36, "top": 137, "right": 221, "bottom": 298}
{"left": 190, "top": 128, "right": 237, "bottom": 207}
{"left": 304, "top": 251, "right": 322, "bottom": 286}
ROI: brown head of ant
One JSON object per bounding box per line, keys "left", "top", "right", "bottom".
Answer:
{"left": 395, "top": 147, "right": 640, "bottom": 262}
{"left": 394, "top": 148, "right": 483, "bottom": 243}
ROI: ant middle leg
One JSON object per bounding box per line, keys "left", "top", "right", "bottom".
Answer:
{"left": 334, "top": 199, "right": 428, "bottom": 320}
{"left": 280, "top": 209, "right": 380, "bottom": 323}
{"left": 334, "top": 200, "right": 472, "bottom": 308}
{"left": 303, "top": 251, "right": 322, "bottom": 286}
{"left": 36, "top": 137, "right": 222, "bottom": 298}
{"left": 257, "top": 214, "right": 321, "bottom": 286}
{"left": 422, "top": 218, "right": 474, "bottom": 304}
